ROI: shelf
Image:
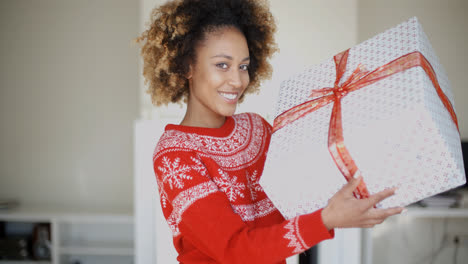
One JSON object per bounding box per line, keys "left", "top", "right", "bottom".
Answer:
{"left": 59, "top": 246, "right": 133, "bottom": 256}
{"left": 59, "top": 240, "right": 133, "bottom": 256}
{"left": 0, "top": 206, "right": 134, "bottom": 264}
{"left": 404, "top": 206, "right": 468, "bottom": 218}
{"left": 0, "top": 206, "right": 133, "bottom": 224}
{"left": 0, "top": 261, "right": 51, "bottom": 264}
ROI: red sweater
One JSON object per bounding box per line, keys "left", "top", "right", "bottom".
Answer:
{"left": 153, "top": 113, "right": 334, "bottom": 263}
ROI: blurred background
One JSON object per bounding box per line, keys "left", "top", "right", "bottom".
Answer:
{"left": 1, "top": 0, "right": 467, "bottom": 264}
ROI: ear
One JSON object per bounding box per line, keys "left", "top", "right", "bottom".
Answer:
{"left": 186, "top": 64, "right": 193, "bottom": 79}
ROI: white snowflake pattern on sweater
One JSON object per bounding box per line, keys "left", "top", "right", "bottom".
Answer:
{"left": 158, "top": 156, "right": 193, "bottom": 189}
{"left": 214, "top": 169, "right": 246, "bottom": 202}
{"left": 190, "top": 156, "right": 209, "bottom": 178}
{"left": 246, "top": 170, "right": 263, "bottom": 201}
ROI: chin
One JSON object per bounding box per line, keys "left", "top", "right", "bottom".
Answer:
{"left": 218, "top": 106, "right": 237, "bottom": 117}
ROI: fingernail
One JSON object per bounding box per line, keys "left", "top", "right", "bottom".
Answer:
{"left": 400, "top": 208, "right": 407, "bottom": 214}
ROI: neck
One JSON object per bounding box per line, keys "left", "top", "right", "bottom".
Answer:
{"left": 180, "top": 105, "right": 226, "bottom": 128}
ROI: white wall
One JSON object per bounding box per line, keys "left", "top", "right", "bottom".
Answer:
{"left": 0, "top": 0, "right": 139, "bottom": 211}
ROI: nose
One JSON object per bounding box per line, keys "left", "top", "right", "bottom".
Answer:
{"left": 228, "top": 69, "right": 243, "bottom": 89}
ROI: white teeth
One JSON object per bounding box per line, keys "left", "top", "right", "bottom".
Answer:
{"left": 220, "top": 92, "right": 237, "bottom": 100}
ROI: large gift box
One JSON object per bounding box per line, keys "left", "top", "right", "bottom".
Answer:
{"left": 260, "top": 17, "right": 466, "bottom": 219}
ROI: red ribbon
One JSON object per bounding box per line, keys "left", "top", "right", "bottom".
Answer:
{"left": 272, "top": 49, "right": 459, "bottom": 199}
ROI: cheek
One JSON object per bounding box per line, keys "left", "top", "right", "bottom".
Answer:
{"left": 210, "top": 72, "right": 226, "bottom": 86}
{"left": 242, "top": 73, "right": 250, "bottom": 87}
{"left": 200, "top": 68, "right": 223, "bottom": 86}
{"left": 193, "top": 67, "right": 220, "bottom": 88}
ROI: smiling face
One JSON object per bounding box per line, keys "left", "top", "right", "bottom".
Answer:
{"left": 182, "top": 26, "right": 250, "bottom": 128}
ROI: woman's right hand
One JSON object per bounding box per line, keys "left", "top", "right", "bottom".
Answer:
{"left": 321, "top": 175, "right": 405, "bottom": 230}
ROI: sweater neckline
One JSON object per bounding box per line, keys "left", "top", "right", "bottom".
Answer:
{"left": 165, "top": 116, "right": 235, "bottom": 137}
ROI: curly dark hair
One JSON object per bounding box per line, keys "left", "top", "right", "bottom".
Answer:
{"left": 135, "top": 0, "right": 278, "bottom": 106}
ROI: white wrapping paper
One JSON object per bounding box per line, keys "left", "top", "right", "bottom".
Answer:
{"left": 260, "top": 17, "right": 466, "bottom": 219}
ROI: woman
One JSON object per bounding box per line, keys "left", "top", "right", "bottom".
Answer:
{"left": 136, "top": 0, "right": 404, "bottom": 263}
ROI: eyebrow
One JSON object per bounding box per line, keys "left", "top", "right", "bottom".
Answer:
{"left": 211, "top": 54, "right": 250, "bottom": 61}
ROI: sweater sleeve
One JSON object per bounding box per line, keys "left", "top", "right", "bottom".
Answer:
{"left": 154, "top": 150, "right": 334, "bottom": 264}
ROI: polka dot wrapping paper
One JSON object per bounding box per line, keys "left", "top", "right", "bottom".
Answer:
{"left": 260, "top": 17, "right": 466, "bottom": 220}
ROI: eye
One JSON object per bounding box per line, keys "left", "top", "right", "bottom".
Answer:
{"left": 216, "top": 63, "right": 229, "bottom": 69}
{"left": 240, "top": 64, "right": 249, "bottom": 71}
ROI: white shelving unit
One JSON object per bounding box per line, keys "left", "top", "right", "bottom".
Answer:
{"left": 401, "top": 207, "right": 468, "bottom": 218}
{"left": 0, "top": 262, "right": 51, "bottom": 264}
{"left": 362, "top": 206, "right": 468, "bottom": 264}
{"left": 0, "top": 206, "right": 134, "bottom": 264}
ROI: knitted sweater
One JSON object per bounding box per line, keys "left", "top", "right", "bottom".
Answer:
{"left": 153, "top": 113, "right": 334, "bottom": 264}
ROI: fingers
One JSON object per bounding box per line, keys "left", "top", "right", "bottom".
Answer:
{"left": 367, "top": 207, "right": 405, "bottom": 221}
{"left": 365, "top": 187, "right": 397, "bottom": 208}
{"left": 358, "top": 207, "right": 405, "bottom": 228}
{"left": 372, "top": 207, "right": 405, "bottom": 218}
{"left": 341, "top": 174, "right": 363, "bottom": 195}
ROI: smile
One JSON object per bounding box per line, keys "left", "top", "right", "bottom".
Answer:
{"left": 219, "top": 92, "right": 238, "bottom": 101}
